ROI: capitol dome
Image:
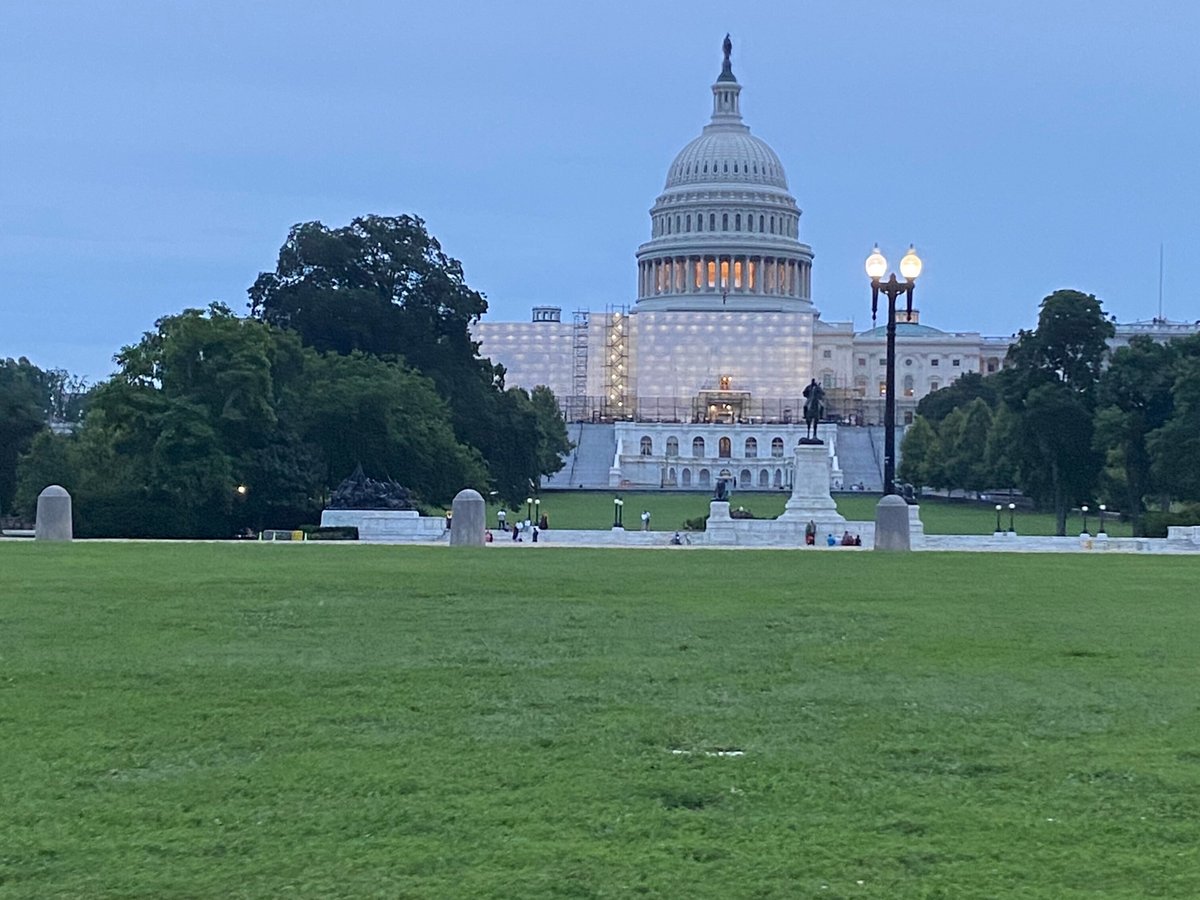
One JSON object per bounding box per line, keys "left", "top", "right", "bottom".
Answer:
{"left": 665, "top": 128, "right": 788, "bottom": 191}
{"left": 635, "top": 36, "right": 813, "bottom": 312}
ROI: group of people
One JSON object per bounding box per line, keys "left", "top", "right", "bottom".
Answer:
{"left": 487, "top": 509, "right": 548, "bottom": 544}
{"left": 804, "top": 519, "right": 861, "bottom": 546}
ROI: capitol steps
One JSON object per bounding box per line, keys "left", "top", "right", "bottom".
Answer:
{"left": 542, "top": 423, "right": 618, "bottom": 490}
{"left": 834, "top": 426, "right": 904, "bottom": 493}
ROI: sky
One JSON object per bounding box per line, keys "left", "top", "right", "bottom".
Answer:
{"left": 2, "top": 0, "right": 1198, "bottom": 382}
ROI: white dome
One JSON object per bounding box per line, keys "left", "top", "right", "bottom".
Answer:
{"left": 666, "top": 130, "right": 788, "bottom": 190}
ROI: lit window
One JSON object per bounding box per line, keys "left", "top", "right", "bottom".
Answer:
{"left": 903, "top": 375, "right": 914, "bottom": 397}
{"left": 879, "top": 382, "right": 887, "bottom": 397}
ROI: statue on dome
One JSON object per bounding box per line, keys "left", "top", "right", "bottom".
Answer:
{"left": 723, "top": 34, "right": 732, "bottom": 63}
{"left": 801, "top": 379, "right": 826, "bottom": 443}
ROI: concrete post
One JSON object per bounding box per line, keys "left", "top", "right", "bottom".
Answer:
{"left": 35, "top": 485, "right": 73, "bottom": 542}
{"left": 449, "top": 489, "right": 486, "bottom": 547}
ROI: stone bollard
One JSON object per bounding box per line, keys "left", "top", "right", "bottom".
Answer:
{"left": 873, "top": 494, "right": 911, "bottom": 551}
{"left": 449, "top": 489, "right": 486, "bottom": 547}
{"left": 35, "top": 485, "right": 74, "bottom": 542}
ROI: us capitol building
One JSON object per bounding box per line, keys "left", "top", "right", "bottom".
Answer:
{"left": 474, "top": 38, "right": 1196, "bottom": 491}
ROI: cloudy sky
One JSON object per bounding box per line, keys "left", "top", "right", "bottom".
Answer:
{"left": 2, "top": 0, "right": 1198, "bottom": 381}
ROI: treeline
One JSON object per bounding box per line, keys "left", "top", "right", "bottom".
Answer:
{"left": 2, "top": 215, "right": 570, "bottom": 537}
{"left": 900, "top": 289, "right": 1200, "bottom": 535}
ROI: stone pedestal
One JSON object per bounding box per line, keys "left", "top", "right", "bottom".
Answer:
{"left": 778, "top": 444, "right": 845, "bottom": 533}
{"left": 449, "top": 489, "right": 486, "bottom": 546}
{"left": 706, "top": 501, "right": 736, "bottom": 544}
{"left": 874, "top": 494, "right": 911, "bottom": 551}
{"left": 35, "top": 485, "right": 73, "bottom": 542}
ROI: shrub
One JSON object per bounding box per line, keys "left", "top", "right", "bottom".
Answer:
{"left": 303, "top": 526, "right": 359, "bottom": 541}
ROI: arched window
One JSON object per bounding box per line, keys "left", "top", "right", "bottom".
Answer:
{"left": 696, "top": 215, "right": 703, "bottom": 232}
{"left": 681, "top": 468, "right": 692, "bottom": 487}
{"left": 758, "top": 469, "right": 769, "bottom": 487}
{"left": 759, "top": 215, "right": 765, "bottom": 232}
{"left": 771, "top": 437, "right": 784, "bottom": 458}
{"left": 722, "top": 213, "right": 729, "bottom": 231}
{"left": 675, "top": 215, "right": 681, "bottom": 232}
{"left": 773, "top": 468, "right": 783, "bottom": 488}
{"left": 709, "top": 213, "right": 716, "bottom": 231}
{"left": 703, "top": 162, "right": 708, "bottom": 173}
{"left": 770, "top": 216, "right": 776, "bottom": 234}
{"left": 666, "top": 436, "right": 679, "bottom": 456}
{"left": 666, "top": 217, "right": 671, "bottom": 235}
{"left": 699, "top": 469, "right": 711, "bottom": 487}
{"left": 723, "top": 161, "right": 728, "bottom": 173}
{"left": 740, "top": 468, "right": 752, "bottom": 486}
{"left": 903, "top": 375, "right": 915, "bottom": 397}
{"left": 747, "top": 214, "right": 754, "bottom": 232}
{"left": 639, "top": 435, "right": 652, "bottom": 455}
{"left": 668, "top": 467, "right": 677, "bottom": 485}
{"left": 744, "top": 437, "right": 757, "bottom": 458}
{"left": 733, "top": 162, "right": 739, "bottom": 173}
{"left": 735, "top": 213, "right": 741, "bottom": 231}
{"left": 719, "top": 436, "right": 732, "bottom": 458}
{"left": 692, "top": 436, "right": 705, "bottom": 457}
{"left": 686, "top": 214, "right": 692, "bottom": 232}
{"left": 930, "top": 379, "right": 941, "bottom": 392}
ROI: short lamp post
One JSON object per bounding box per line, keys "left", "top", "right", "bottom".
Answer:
{"left": 613, "top": 497, "right": 624, "bottom": 528}
{"left": 534, "top": 498, "right": 541, "bottom": 525}
{"left": 1081, "top": 504, "right": 1090, "bottom": 536}
{"left": 525, "top": 496, "right": 533, "bottom": 524}
{"left": 995, "top": 504, "right": 1003, "bottom": 533}
{"left": 865, "top": 244, "right": 922, "bottom": 496}
{"left": 1008, "top": 502, "right": 1016, "bottom": 534}
{"left": 1098, "top": 504, "right": 1107, "bottom": 535}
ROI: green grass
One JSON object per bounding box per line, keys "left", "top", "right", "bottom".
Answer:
{"left": 489, "top": 491, "right": 1134, "bottom": 537}
{"left": 2, "top": 543, "right": 1196, "bottom": 898}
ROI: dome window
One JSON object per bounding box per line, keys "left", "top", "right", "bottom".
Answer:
{"left": 703, "top": 162, "right": 708, "bottom": 173}
{"left": 709, "top": 213, "right": 716, "bottom": 230}
{"left": 723, "top": 161, "right": 728, "bottom": 173}
{"left": 747, "top": 215, "right": 754, "bottom": 233}
{"left": 722, "top": 213, "right": 729, "bottom": 231}
{"left": 759, "top": 215, "right": 765, "bottom": 231}
{"left": 733, "top": 162, "right": 739, "bottom": 173}
{"left": 675, "top": 215, "right": 681, "bottom": 232}
{"left": 686, "top": 214, "right": 692, "bottom": 232}
{"left": 753, "top": 163, "right": 758, "bottom": 174}
{"left": 735, "top": 213, "right": 741, "bottom": 231}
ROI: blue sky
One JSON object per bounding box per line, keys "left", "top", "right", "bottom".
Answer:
{"left": 2, "top": 0, "right": 1197, "bottom": 381}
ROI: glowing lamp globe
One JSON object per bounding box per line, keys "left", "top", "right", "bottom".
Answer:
{"left": 865, "top": 246, "right": 887, "bottom": 279}
{"left": 899, "top": 245, "right": 923, "bottom": 280}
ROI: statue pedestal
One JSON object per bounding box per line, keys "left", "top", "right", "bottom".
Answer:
{"left": 779, "top": 444, "right": 845, "bottom": 529}
{"left": 706, "top": 501, "right": 736, "bottom": 545}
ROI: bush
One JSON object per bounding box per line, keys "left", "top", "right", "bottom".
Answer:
{"left": 303, "top": 526, "right": 359, "bottom": 541}
{"left": 730, "top": 506, "right": 757, "bottom": 519}
{"left": 682, "top": 515, "right": 707, "bottom": 532}
{"left": 1141, "top": 507, "right": 1200, "bottom": 538}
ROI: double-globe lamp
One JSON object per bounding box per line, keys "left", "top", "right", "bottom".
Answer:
{"left": 865, "top": 244, "right": 923, "bottom": 496}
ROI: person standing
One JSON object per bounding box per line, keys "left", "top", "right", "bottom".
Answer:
{"left": 498, "top": 508, "right": 507, "bottom": 531}
{"left": 641, "top": 510, "right": 651, "bottom": 531}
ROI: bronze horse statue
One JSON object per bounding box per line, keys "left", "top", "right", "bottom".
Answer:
{"left": 802, "top": 379, "right": 825, "bottom": 442}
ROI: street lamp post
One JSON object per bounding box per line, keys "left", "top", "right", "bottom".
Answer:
{"left": 1081, "top": 505, "right": 1089, "bottom": 536}
{"left": 1008, "top": 502, "right": 1016, "bottom": 534}
{"left": 1098, "top": 504, "right": 1107, "bottom": 535}
{"left": 534, "top": 498, "right": 541, "bottom": 526}
{"left": 865, "top": 244, "right": 922, "bottom": 496}
{"left": 525, "top": 496, "right": 533, "bottom": 525}
{"left": 613, "top": 497, "right": 624, "bottom": 528}
{"left": 995, "top": 504, "right": 1002, "bottom": 533}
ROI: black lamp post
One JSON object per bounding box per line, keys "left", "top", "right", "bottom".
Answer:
{"left": 1008, "top": 502, "right": 1016, "bottom": 534}
{"left": 613, "top": 497, "right": 624, "bottom": 528}
{"left": 534, "top": 498, "right": 541, "bottom": 526}
{"left": 865, "top": 244, "right": 922, "bottom": 496}
{"left": 1098, "top": 504, "right": 1107, "bottom": 535}
{"left": 995, "top": 504, "right": 1002, "bottom": 533}
{"left": 525, "top": 496, "right": 533, "bottom": 525}
{"left": 1081, "top": 504, "right": 1090, "bottom": 536}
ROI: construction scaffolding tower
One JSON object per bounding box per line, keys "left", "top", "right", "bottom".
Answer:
{"left": 603, "top": 305, "right": 630, "bottom": 420}
{"left": 569, "top": 309, "right": 590, "bottom": 421}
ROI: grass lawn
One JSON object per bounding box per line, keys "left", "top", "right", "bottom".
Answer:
{"left": 3, "top": 544, "right": 1196, "bottom": 898}
{"left": 489, "top": 491, "right": 1134, "bottom": 537}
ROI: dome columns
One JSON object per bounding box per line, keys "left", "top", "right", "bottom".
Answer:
{"left": 638, "top": 254, "right": 811, "bottom": 301}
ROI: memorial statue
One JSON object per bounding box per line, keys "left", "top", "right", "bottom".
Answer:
{"left": 802, "top": 379, "right": 826, "bottom": 442}
{"left": 328, "top": 464, "right": 415, "bottom": 510}
{"left": 714, "top": 478, "right": 730, "bottom": 502}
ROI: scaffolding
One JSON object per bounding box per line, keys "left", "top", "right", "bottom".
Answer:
{"left": 568, "top": 309, "right": 590, "bottom": 421}
{"left": 602, "top": 305, "right": 630, "bottom": 420}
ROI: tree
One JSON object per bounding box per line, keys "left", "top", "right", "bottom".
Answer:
{"left": 1148, "top": 350, "right": 1200, "bottom": 504}
{"left": 248, "top": 214, "right": 571, "bottom": 505}
{"left": 898, "top": 416, "right": 936, "bottom": 489}
{"left": 1094, "top": 336, "right": 1176, "bottom": 533}
{"left": 1000, "top": 290, "right": 1114, "bottom": 533}
{"left": 944, "top": 398, "right": 994, "bottom": 493}
{"left": 915, "top": 371, "right": 998, "bottom": 424}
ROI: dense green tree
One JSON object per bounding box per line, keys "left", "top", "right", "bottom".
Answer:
{"left": 1148, "top": 352, "right": 1200, "bottom": 504}
{"left": 247, "top": 214, "right": 570, "bottom": 504}
{"left": 1000, "top": 290, "right": 1114, "bottom": 533}
{"left": 897, "top": 415, "right": 936, "bottom": 489}
{"left": 945, "top": 398, "right": 994, "bottom": 493}
{"left": 914, "top": 371, "right": 998, "bottom": 424}
{"left": 1093, "top": 336, "right": 1176, "bottom": 533}
{"left": 0, "top": 358, "right": 49, "bottom": 515}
